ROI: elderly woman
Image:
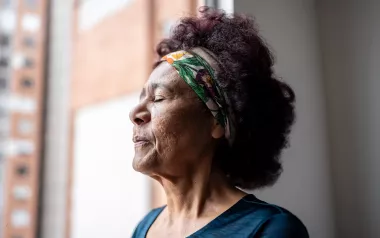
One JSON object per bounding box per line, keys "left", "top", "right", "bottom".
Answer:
{"left": 130, "top": 7, "right": 308, "bottom": 238}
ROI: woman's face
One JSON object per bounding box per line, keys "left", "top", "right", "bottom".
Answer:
{"left": 130, "top": 63, "right": 218, "bottom": 176}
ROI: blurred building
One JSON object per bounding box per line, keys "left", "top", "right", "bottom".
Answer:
{"left": 0, "top": 0, "right": 48, "bottom": 238}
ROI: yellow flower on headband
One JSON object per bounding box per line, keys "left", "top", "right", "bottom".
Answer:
{"left": 171, "top": 52, "right": 186, "bottom": 60}
{"left": 162, "top": 51, "right": 186, "bottom": 64}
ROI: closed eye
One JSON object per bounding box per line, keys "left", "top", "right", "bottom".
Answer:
{"left": 153, "top": 96, "right": 164, "bottom": 102}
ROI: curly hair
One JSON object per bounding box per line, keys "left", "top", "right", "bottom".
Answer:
{"left": 155, "top": 7, "right": 296, "bottom": 190}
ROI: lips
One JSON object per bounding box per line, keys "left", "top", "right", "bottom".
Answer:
{"left": 134, "top": 141, "right": 149, "bottom": 147}
{"left": 133, "top": 135, "right": 150, "bottom": 147}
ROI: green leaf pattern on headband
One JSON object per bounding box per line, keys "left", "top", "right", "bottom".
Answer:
{"left": 161, "top": 50, "right": 229, "bottom": 135}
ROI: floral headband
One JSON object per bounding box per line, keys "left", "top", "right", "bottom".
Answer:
{"left": 161, "top": 49, "right": 234, "bottom": 143}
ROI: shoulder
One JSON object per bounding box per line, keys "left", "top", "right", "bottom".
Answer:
{"left": 240, "top": 195, "right": 309, "bottom": 237}
{"left": 132, "top": 206, "right": 165, "bottom": 238}
{"left": 252, "top": 212, "right": 309, "bottom": 238}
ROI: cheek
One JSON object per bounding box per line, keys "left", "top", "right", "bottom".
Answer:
{"left": 150, "top": 101, "right": 211, "bottom": 157}
{"left": 151, "top": 105, "right": 183, "bottom": 154}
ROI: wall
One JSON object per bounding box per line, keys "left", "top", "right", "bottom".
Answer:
{"left": 70, "top": 0, "right": 149, "bottom": 109}
{"left": 317, "top": 1, "right": 380, "bottom": 237}
{"left": 234, "top": 1, "right": 335, "bottom": 237}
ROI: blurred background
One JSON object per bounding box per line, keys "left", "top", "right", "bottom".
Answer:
{"left": 0, "top": 0, "right": 379, "bottom": 237}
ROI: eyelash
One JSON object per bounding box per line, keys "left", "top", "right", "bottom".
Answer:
{"left": 153, "top": 96, "right": 164, "bottom": 102}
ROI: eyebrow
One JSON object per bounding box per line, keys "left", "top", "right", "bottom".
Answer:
{"left": 151, "top": 82, "right": 174, "bottom": 92}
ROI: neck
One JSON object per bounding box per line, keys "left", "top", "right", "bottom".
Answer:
{"left": 154, "top": 163, "right": 246, "bottom": 220}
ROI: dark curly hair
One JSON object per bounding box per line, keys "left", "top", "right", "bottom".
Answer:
{"left": 155, "top": 7, "right": 296, "bottom": 190}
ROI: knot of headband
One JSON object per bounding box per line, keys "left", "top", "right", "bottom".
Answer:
{"left": 161, "top": 49, "right": 234, "bottom": 143}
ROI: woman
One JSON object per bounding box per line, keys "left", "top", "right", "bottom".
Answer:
{"left": 130, "top": 7, "right": 308, "bottom": 238}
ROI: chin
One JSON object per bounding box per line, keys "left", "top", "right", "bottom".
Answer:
{"left": 132, "top": 155, "right": 157, "bottom": 174}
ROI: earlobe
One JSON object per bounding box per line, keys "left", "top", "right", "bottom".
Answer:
{"left": 211, "top": 122, "right": 225, "bottom": 139}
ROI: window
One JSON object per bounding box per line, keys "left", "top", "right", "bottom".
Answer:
{"left": 0, "top": 57, "right": 9, "bottom": 67}
{"left": 0, "top": 78, "right": 7, "bottom": 89}
{"left": 22, "top": 36, "right": 35, "bottom": 48}
{"left": 15, "top": 164, "right": 29, "bottom": 177}
{"left": 13, "top": 186, "right": 31, "bottom": 201}
{"left": 20, "top": 77, "right": 34, "bottom": 88}
{"left": 17, "top": 119, "right": 33, "bottom": 135}
{"left": 22, "top": 14, "right": 40, "bottom": 32}
{"left": 23, "top": 58, "right": 34, "bottom": 68}
{"left": 0, "top": 35, "right": 10, "bottom": 46}
{"left": 16, "top": 140, "right": 34, "bottom": 156}
{"left": 11, "top": 209, "right": 30, "bottom": 228}
{"left": 0, "top": 9, "right": 17, "bottom": 33}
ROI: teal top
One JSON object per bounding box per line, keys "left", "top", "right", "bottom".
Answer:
{"left": 132, "top": 194, "right": 309, "bottom": 238}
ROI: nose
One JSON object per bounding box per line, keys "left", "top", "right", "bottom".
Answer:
{"left": 129, "top": 102, "right": 151, "bottom": 126}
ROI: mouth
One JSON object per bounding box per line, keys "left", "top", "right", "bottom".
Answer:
{"left": 134, "top": 140, "right": 149, "bottom": 147}
{"left": 133, "top": 136, "right": 150, "bottom": 147}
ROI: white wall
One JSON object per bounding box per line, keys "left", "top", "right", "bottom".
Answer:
{"left": 317, "top": 1, "right": 380, "bottom": 237}
{"left": 71, "top": 95, "right": 150, "bottom": 238}
{"left": 234, "top": 1, "right": 335, "bottom": 237}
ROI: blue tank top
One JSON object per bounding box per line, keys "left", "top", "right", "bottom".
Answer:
{"left": 132, "top": 194, "right": 309, "bottom": 237}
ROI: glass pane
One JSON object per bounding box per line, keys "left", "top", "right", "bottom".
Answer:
{"left": 20, "top": 77, "right": 34, "bottom": 88}
{"left": 0, "top": 78, "right": 7, "bottom": 89}
{"left": 15, "top": 164, "right": 29, "bottom": 177}
{"left": 0, "top": 35, "right": 10, "bottom": 46}
{"left": 0, "top": 57, "right": 9, "bottom": 67}
{"left": 22, "top": 37, "right": 35, "bottom": 48}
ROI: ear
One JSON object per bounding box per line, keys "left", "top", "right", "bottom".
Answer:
{"left": 211, "top": 120, "right": 225, "bottom": 139}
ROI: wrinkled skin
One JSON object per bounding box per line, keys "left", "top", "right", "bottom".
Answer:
{"left": 129, "top": 62, "right": 223, "bottom": 178}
